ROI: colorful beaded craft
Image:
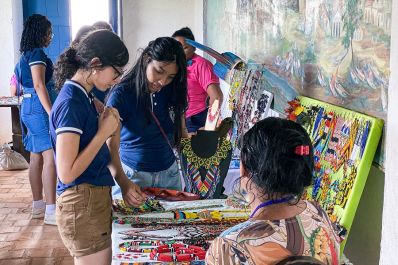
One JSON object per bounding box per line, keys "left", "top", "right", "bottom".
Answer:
{"left": 112, "top": 197, "right": 164, "bottom": 215}
{"left": 171, "top": 209, "right": 249, "bottom": 221}
{"left": 119, "top": 240, "right": 177, "bottom": 252}
{"left": 225, "top": 196, "right": 249, "bottom": 209}
{"left": 114, "top": 252, "right": 149, "bottom": 261}
{"left": 181, "top": 137, "right": 231, "bottom": 170}
{"left": 285, "top": 98, "right": 375, "bottom": 229}
{"left": 149, "top": 243, "right": 206, "bottom": 262}
{"left": 181, "top": 137, "right": 232, "bottom": 198}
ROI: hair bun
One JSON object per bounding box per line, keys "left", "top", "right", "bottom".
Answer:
{"left": 65, "top": 47, "right": 79, "bottom": 65}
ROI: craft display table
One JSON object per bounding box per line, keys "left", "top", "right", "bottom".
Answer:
{"left": 111, "top": 199, "right": 248, "bottom": 265}
{"left": 0, "top": 96, "right": 29, "bottom": 162}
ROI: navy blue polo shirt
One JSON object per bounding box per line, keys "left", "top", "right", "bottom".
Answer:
{"left": 14, "top": 48, "right": 53, "bottom": 89}
{"left": 92, "top": 87, "right": 108, "bottom": 102}
{"left": 107, "top": 82, "right": 175, "bottom": 172}
{"left": 50, "top": 80, "right": 115, "bottom": 195}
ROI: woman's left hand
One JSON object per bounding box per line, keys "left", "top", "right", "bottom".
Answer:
{"left": 93, "top": 97, "right": 105, "bottom": 113}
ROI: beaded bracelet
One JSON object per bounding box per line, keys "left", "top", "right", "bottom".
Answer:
{"left": 119, "top": 247, "right": 152, "bottom": 253}
{"left": 119, "top": 240, "right": 177, "bottom": 251}
{"left": 173, "top": 209, "right": 250, "bottom": 220}
{"left": 149, "top": 243, "right": 206, "bottom": 262}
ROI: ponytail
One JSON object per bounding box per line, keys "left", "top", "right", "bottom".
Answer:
{"left": 54, "top": 30, "right": 129, "bottom": 91}
{"left": 54, "top": 47, "right": 80, "bottom": 90}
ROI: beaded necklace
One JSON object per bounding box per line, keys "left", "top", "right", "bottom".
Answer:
{"left": 119, "top": 236, "right": 214, "bottom": 250}
{"left": 228, "top": 68, "right": 247, "bottom": 110}
{"left": 189, "top": 164, "right": 220, "bottom": 198}
{"left": 234, "top": 70, "right": 261, "bottom": 140}
{"left": 181, "top": 138, "right": 231, "bottom": 169}
{"left": 181, "top": 137, "right": 231, "bottom": 198}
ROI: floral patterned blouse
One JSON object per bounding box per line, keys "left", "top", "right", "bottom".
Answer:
{"left": 205, "top": 201, "right": 340, "bottom": 265}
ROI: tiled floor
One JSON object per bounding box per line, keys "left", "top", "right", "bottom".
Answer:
{"left": 0, "top": 169, "right": 73, "bottom": 265}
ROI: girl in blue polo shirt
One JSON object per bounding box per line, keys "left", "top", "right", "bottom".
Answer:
{"left": 107, "top": 37, "right": 188, "bottom": 196}
{"left": 50, "top": 30, "right": 146, "bottom": 264}
{"left": 15, "top": 14, "right": 57, "bottom": 225}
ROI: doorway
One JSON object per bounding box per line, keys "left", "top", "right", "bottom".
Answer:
{"left": 70, "top": 0, "right": 110, "bottom": 39}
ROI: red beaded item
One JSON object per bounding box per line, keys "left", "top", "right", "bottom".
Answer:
{"left": 149, "top": 243, "right": 206, "bottom": 262}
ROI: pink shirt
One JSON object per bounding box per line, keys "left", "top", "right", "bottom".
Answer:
{"left": 10, "top": 74, "right": 18, "bottom": 86}
{"left": 186, "top": 54, "right": 220, "bottom": 118}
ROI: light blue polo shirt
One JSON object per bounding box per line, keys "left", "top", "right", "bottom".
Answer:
{"left": 50, "top": 80, "right": 115, "bottom": 195}
{"left": 106, "top": 81, "right": 175, "bottom": 172}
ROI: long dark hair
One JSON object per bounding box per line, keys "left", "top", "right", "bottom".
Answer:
{"left": 122, "top": 37, "right": 188, "bottom": 147}
{"left": 172, "top": 27, "right": 195, "bottom": 41}
{"left": 54, "top": 29, "right": 129, "bottom": 90}
{"left": 20, "top": 14, "right": 51, "bottom": 53}
{"left": 239, "top": 117, "right": 314, "bottom": 201}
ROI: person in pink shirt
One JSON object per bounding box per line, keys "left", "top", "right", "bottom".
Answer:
{"left": 9, "top": 73, "right": 20, "bottom": 96}
{"left": 173, "top": 27, "right": 223, "bottom": 132}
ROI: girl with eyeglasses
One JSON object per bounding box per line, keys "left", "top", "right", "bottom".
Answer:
{"left": 51, "top": 29, "right": 146, "bottom": 265}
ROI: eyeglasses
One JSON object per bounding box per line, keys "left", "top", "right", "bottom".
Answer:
{"left": 111, "top": 65, "right": 124, "bottom": 80}
{"left": 47, "top": 30, "right": 54, "bottom": 39}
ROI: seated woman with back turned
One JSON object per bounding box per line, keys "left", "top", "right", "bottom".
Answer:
{"left": 206, "top": 117, "right": 340, "bottom": 265}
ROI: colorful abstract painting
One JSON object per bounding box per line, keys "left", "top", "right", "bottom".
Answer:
{"left": 205, "top": 0, "right": 391, "bottom": 119}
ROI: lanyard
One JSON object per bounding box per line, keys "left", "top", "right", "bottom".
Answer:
{"left": 250, "top": 196, "right": 295, "bottom": 218}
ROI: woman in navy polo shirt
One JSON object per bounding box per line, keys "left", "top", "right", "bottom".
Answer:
{"left": 107, "top": 37, "right": 188, "bottom": 196}
{"left": 15, "top": 14, "right": 57, "bottom": 225}
{"left": 50, "top": 30, "right": 146, "bottom": 264}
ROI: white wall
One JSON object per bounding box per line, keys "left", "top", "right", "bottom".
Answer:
{"left": 380, "top": 0, "right": 398, "bottom": 264}
{"left": 122, "top": 0, "right": 203, "bottom": 66}
{"left": 0, "top": 0, "right": 23, "bottom": 144}
{"left": 345, "top": 166, "right": 384, "bottom": 265}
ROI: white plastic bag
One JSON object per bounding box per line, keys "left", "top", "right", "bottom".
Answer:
{"left": 0, "top": 144, "right": 29, "bottom": 170}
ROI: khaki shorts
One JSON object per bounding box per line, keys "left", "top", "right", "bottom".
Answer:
{"left": 56, "top": 184, "right": 112, "bottom": 257}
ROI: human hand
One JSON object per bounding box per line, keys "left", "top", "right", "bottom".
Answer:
{"left": 93, "top": 97, "right": 105, "bottom": 113}
{"left": 187, "top": 132, "right": 196, "bottom": 138}
{"left": 98, "top": 107, "right": 119, "bottom": 138}
{"left": 120, "top": 180, "right": 148, "bottom": 207}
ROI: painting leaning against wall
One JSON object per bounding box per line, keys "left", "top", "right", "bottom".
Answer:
{"left": 205, "top": 0, "right": 391, "bottom": 120}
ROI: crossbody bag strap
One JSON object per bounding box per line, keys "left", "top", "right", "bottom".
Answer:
{"left": 149, "top": 109, "right": 179, "bottom": 161}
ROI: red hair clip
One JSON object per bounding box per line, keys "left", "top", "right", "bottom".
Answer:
{"left": 294, "top": 145, "right": 310, "bottom": 156}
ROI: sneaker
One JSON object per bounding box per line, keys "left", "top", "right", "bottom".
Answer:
{"left": 44, "top": 213, "right": 57, "bottom": 226}
{"left": 32, "top": 207, "right": 45, "bottom": 219}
